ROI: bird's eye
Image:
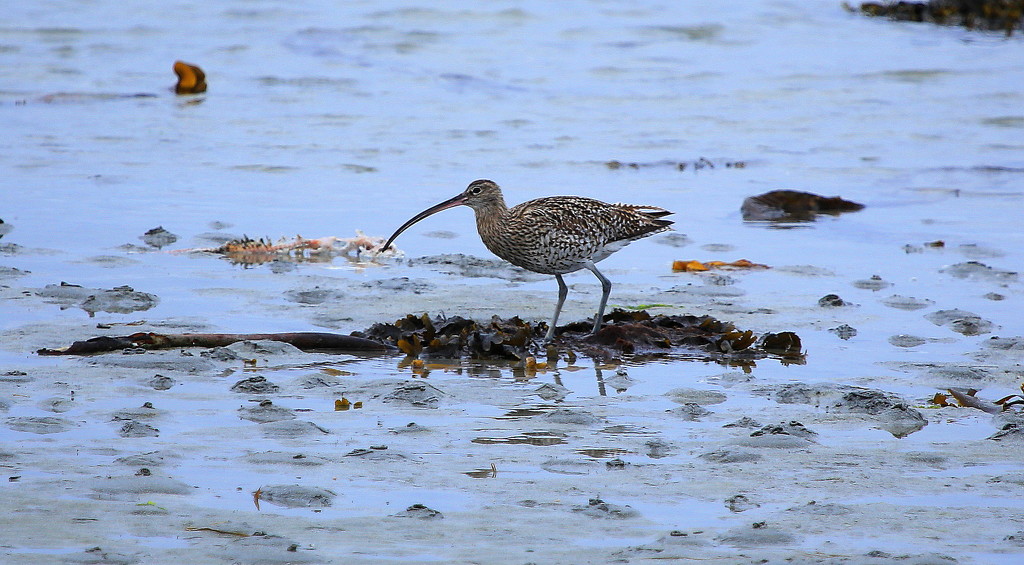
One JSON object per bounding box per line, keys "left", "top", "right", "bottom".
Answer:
{"left": 469, "top": 185, "right": 482, "bottom": 195}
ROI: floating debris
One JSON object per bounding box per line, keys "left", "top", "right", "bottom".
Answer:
{"left": 741, "top": 190, "right": 864, "bottom": 222}
{"left": 179, "top": 231, "right": 397, "bottom": 266}
{"left": 604, "top": 157, "right": 746, "bottom": 171}
{"left": 173, "top": 60, "right": 207, "bottom": 94}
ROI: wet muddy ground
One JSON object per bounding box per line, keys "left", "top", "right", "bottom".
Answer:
{"left": 3, "top": 0, "right": 1024, "bottom": 563}
{"left": 2, "top": 238, "right": 1023, "bottom": 564}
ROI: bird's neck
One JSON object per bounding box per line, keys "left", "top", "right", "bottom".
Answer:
{"left": 472, "top": 197, "right": 510, "bottom": 241}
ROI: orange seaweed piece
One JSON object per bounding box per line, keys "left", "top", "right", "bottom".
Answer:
{"left": 173, "top": 60, "right": 207, "bottom": 94}
{"left": 673, "top": 259, "right": 769, "bottom": 272}
{"left": 672, "top": 260, "right": 709, "bottom": 272}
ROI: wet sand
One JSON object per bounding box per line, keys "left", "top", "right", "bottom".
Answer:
{"left": 2, "top": 245, "right": 1023, "bottom": 564}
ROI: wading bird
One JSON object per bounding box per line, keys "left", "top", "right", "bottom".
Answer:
{"left": 381, "top": 179, "right": 672, "bottom": 341}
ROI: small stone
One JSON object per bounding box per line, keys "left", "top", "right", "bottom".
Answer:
{"left": 889, "top": 334, "right": 926, "bottom": 348}
{"left": 817, "top": 294, "right": 847, "bottom": 307}
{"left": 230, "top": 376, "right": 280, "bottom": 394}
{"left": 391, "top": 503, "right": 443, "bottom": 519}
{"left": 119, "top": 421, "right": 160, "bottom": 438}
{"left": 146, "top": 374, "right": 175, "bottom": 390}
{"left": 829, "top": 324, "right": 857, "bottom": 340}
{"left": 851, "top": 275, "right": 892, "bottom": 291}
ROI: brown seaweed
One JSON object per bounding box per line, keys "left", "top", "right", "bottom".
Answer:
{"left": 37, "top": 332, "right": 387, "bottom": 355}
{"left": 355, "top": 310, "right": 804, "bottom": 364}
{"left": 855, "top": 1, "right": 1023, "bottom": 36}
{"left": 741, "top": 190, "right": 865, "bottom": 222}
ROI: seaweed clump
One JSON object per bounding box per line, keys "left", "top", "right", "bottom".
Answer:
{"left": 355, "top": 310, "right": 804, "bottom": 364}
{"left": 741, "top": 190, "right": 864, "bottom": 222}
{"left": 855, "top": 1, "right": 1023, "bottom": 36}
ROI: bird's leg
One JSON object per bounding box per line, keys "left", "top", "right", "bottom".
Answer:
{"left": 585, "top": 261, "right": 612, "bottom": 334}
{"left": 545, "top": 274, "right": 569, "bottom": 342}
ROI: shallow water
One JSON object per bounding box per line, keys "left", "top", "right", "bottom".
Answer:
{"left": 2, "top": 1, "right": 1024, "bottom": 563}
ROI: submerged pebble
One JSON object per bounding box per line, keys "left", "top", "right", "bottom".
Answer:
{"left": 829, "top": 324, "right": 858, "bottom": 340}
{"left": 6, "top": 415, "right": 75, "bottom": 434}
{"left": 118, "top": 420, "right": 160, "bottom": 438}
{"left": 391, "top": 503, "right": 443, "bottom": 519}
{"left": 665, "top": 387, "right": 728, "bottom": 405}
{"left": 259, "top": 420, "right": 330, "bottom": 438}
{"left": 231, "top": 376, "right": 281, "bottom": 394}
{"left": 140, "top": 226, "right": 178, "bottom": 249}
{"left": 889, "top": 334, "right": 927, "bottom": 348}
{"left": 699, "top": 449, "right": 764, "bottom": 464}
{"left": 882, "top": 294, "right": 935, "bottom": 310}
{"left": 926, "top": 309, "right": 995, "bottom": 335}
{"left": 667, "top": 403, "right": 712, "bottom": 421}
{"left": 573, "top": 497, "right": 640, "bottom": 519}
{"left": 940, "top": 261, "right": 1018, "bottom": 283}
{"left": 145, "top": 374, "right": 175, "bottom": 390}
{"left": 542, "top": 408, "right": 601, "bottom": 425}
{"left": 718, "top": 523, "right": 797, "bottom": 547}
{"left": 381, "top": 382, "right": 445, "bottom": 407}
{"left": 239, "top": 400, "right": 296, "bottom": 423}
{"left": 257, "top": 484, "right": 335, "bottom": 508}
{"left": 89, "top": 476, "right": 192, "bottom": 495}
{"left": 851, "top": 275, "right": 892, "bottom": 291}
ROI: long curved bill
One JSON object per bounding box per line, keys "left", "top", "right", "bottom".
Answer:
{"left": 380, "top": 192, "right": 468, "bottom": 251}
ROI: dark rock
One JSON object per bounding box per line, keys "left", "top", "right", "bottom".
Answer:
{"left": 818, "top": 294, "right": 848, "bottom": 307}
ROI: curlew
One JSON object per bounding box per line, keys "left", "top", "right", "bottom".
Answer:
{"left": 381, "top": 179, "right": 673, "bottom": 341}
